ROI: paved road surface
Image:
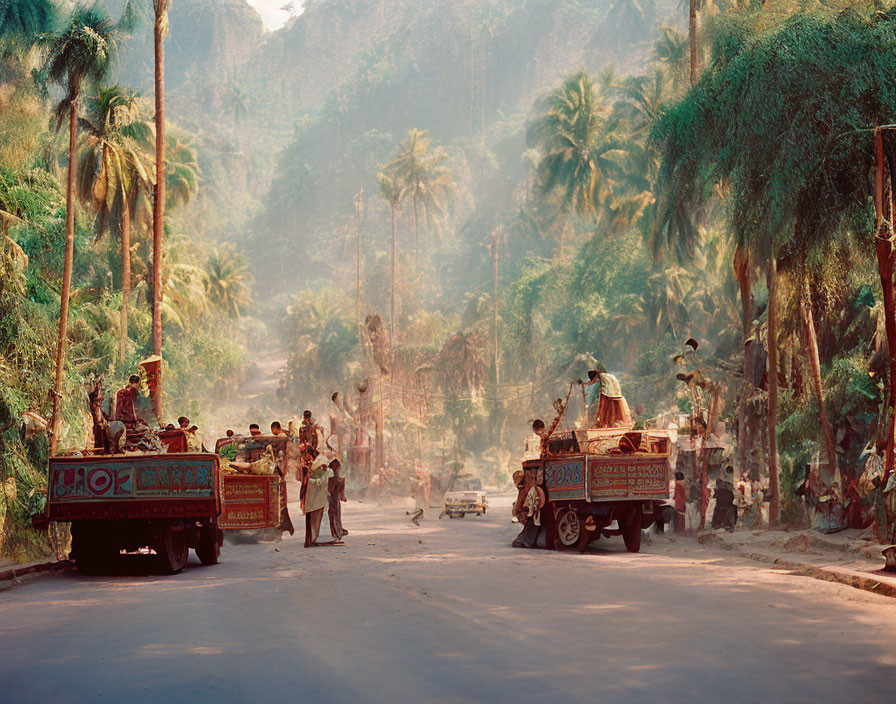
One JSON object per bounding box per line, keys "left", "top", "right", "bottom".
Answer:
{"left": 1, "top": 495, "right": 894, "bottom": 703}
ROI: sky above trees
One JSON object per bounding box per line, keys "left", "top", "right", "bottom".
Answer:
{"left": 246, "top": 0, "right": 301, "bottom": 30}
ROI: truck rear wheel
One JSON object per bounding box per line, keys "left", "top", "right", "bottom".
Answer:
{"left": 156, "top": 522, "right": 188, "bottom": 574}
{"left": 555, "top": 508, "right": 582, "bottom": 550}
{"left": 621, "top": 509, "right": 642, "bottom": 553}
{"left": 196, "top": 526, "right": 221, "bottom": 566}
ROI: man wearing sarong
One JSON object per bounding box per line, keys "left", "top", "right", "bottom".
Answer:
{"left": 511, "top": 470, "right": 545, "bottom": 548}
{"left": 327, "top": 458, "right": 347, "bottom": 541}
{"left": 587, "top": 367, "right": 632, "bottom": 428}
{"left": 275, "top": 444, "right": 295, "bottom": 538}
{"left": 711, "top": 466, "right": 737, "bottom": 530}
{"left": 304, "top": 454, "right": 335, "bottom": 547}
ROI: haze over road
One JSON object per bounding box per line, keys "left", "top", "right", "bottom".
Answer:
{"left": 1, "top": 495, "right": 893, "bottom": 704}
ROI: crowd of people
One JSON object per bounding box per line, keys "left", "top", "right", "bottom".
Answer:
{"left": 220, "top": 410, "right": 348, "bottom": 549}
{"left": 671, "top": 467, "right": 768, "bottom": 534}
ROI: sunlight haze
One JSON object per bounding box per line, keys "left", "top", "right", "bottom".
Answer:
{"left": 247, "top": 0, "right": 301, "bottom": 30}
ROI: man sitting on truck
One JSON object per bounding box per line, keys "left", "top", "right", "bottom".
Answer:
{"left": 115, "top": 374, "right": 142, "bottom": 429}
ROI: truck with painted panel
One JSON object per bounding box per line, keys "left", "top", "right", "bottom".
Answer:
{"left": 520, "top": 428, "right": 672, "bottom": 553}
{"left": 47, "top": 451, "right": 223, "bottom": 574}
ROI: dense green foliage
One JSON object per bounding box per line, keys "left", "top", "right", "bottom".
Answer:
{"left": 0, "top": 2, "right": 252, "bottom": 560}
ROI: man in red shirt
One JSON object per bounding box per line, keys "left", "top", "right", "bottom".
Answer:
{"left": 115, "top": 375, "right": 141, "bottom": 429}
{"left": 673, "top": 471, "right": 687, "bottom": 534}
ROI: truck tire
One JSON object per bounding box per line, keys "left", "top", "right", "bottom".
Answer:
{"left": 621, "top": 509, "right": 642, "bottom": 553}
{"left": 196, "top": 527, "right": 221, "bottom": 566}
{"left": 156, "top": 522, "right": 188, "bottom": 574}
{"left": 555, "top": 508, "right": 582, "bottom": 550}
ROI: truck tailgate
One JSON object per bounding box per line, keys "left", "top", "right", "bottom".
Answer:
{"left": 48, "top": 453, "right": 220, "bottom": 521}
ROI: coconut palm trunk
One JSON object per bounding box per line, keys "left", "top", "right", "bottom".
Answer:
{"left": 119, "top": 195, "right": 131, "bottom": 363}
{"left": 875, "top": 127, "right": 896, "bottom": 483}
{"left": 698, "top": 383, "right": 721, "bottom": 530}
{"left": 734, "top": 244, "right": 754, "bottom": 473}
{"left": 689, "top": 0, "right": 698, "bottom": 85}
{"left": 766, "top": 258, "right": 780, "bottom": 526}
{"left": 355, "top": 190, "right": 363, "bottom": 335}
{"left": 50, "top": 91, "right": 79, "bottom": 456}
{"left": 389, "top": 200, "right": 397, "bottom": 353}
{"left": 151, "top": 1, "right": 168, "bottom": 422}
{"left": 412, "top": 192, "right": 420, "bottom": 270}
{"left": 799, "top": 278, "right": 838, "bottom": 480}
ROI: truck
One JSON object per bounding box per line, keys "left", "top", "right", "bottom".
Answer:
{"left": 215, "top": 434, "right": 287, "bottom": 533}
{"left": 47, "top": 448, "right": 223, "bottom": 574}
{"left": 518, "top": 428, "right": 672, "bottom": 553}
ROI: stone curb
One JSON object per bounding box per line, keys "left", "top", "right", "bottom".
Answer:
{"left": 696, "top": 532, "right": 896, "bottom": 599}
{"left": 736, "top": 550, "right": 896, "bottom": 598}
{"left": 0, "top": 560, "right": 70, "bottom": 592}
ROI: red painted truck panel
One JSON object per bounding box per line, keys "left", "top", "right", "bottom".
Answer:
{"left": 47, "top": 453, "right": 221, "bottom": 521}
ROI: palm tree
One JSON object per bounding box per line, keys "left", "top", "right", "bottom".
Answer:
{"left": 385, "top": 129, "right": 456, "bottom": 266}
{"left": 76, "top": 85, "right": 153, "bottom": 362}
{"left": 688, "top": 0, "right": 700, "bottom": 85}
{"left": 151, "top": 0, "right": 169, "bottom": 417}
{"left": 653, "top": 9, "right": 896, "bottom": 524}
{"left": 164, "top": 139, "right": 200, "bottom": 210}
{"left": 205, "top": 244, "right": 252, "bottom": 318}
{"left": 527, "top": 72, "right": 625, "bottom": 254}
{"left": 653, "top": 25, "right": 689, "bottom": 93}
{"left": 605, "top": 0, "right": 657, "bottom": 47}
{"left": 43, "top": 5, "right": 115, "bottom": 455}
{"left": 377, "top": 172, "right": 401, "bottom": 352}
{"left": 0, "top": 0, "right": 56, "bottom": 49}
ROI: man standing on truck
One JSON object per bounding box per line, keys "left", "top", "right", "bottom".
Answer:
{"left": 585, "top": 366, "right": 632, "bottom": 428}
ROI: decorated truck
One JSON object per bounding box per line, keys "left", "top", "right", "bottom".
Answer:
{"left": 215, "top": 435, "right": 286, "bottom": 532}
{"left": 517, "top": 428, "right": 672, "bottom": 553}
{"left": 47, "top": 450, "right": 223, "bottom": 574}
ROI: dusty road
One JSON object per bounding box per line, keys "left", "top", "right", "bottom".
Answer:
{"left": 1, "top": 494, "right": 894, "bottom": 704}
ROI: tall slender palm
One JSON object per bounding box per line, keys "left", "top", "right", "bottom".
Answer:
{"left": 43, "top": 5, "right": 115, "bottom": 455}
{"left": 76, "top": 85, "right": 153, "bottom": 362}
{"left": 527, "top": 72, "right": 625, "bottom": 252}
{"left": 688, "top": 0, "right": 700, "bottom": 85}
{"left": 151, "top": 0, "right": 169, "bottom": 420}
{"left": 385, "top": 129, "right": 456, "bottom": 266}
{"left": 377, "top": 173, "right": 401, "bottom": 352}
